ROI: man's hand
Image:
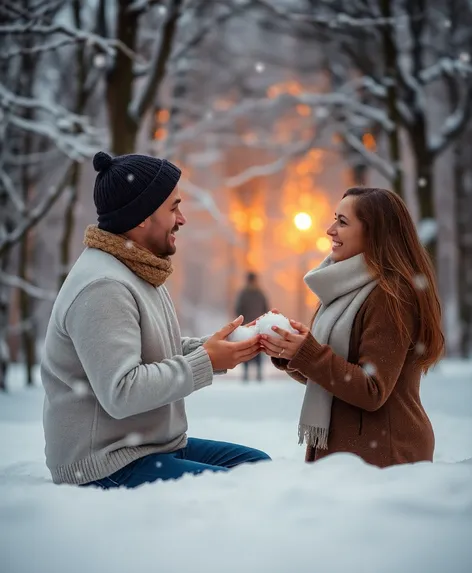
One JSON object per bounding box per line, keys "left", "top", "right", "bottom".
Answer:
{"left": 203, "top": 315, "right": 261, "bottom": 370}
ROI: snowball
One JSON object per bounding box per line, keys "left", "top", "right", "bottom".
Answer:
{"left": 255, "top": 311, "right": 297, "bottom": 339}
{"left": 227, "top": 325, "right": 258, "bottom": 342}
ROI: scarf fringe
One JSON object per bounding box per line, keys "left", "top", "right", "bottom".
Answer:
{"left": 298, "top": 424, "right": 329, "bottom": 450}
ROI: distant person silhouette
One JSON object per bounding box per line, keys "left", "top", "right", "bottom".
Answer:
{"left": 235, "top": 272, "right": 269, "bottom": 381}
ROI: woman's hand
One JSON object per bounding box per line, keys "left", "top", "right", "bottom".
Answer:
{"left": 260, "top": 319, "right": 310, "bottom": 360}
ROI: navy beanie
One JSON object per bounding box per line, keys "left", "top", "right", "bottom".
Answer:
{"left": 92, "top": 151, "right": 181, "bottom": 234}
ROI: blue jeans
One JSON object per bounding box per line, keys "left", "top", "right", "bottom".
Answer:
{"left": 83, "top": 438, "right": 271, "bottom": 489}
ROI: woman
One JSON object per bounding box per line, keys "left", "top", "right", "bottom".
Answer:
{"left": 261, "top": 187, "right": 444, "bottom": 467}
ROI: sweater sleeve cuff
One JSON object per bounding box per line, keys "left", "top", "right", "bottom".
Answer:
{"left": 185, "top": 345, "right": 214, "bottom": 391}
{"left": 288, "top": 332, "right": 324, "bottom": 373}
{"left": 201, "top": 335, "right": 227, "bottom": 375}
{"left": 271, "top": 357, "right": 291, "bottom": 371}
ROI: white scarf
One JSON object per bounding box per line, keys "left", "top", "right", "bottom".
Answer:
{"left": 298, "top": 254, "right": 377, "bottom": 448}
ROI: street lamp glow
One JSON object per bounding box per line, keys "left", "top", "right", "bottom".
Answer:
{"left": 294, "top": 212, "right": 312, "bottom": 231}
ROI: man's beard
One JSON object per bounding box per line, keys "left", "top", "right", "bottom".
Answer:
{"left": 160, "top": 227, "right": 178, "bottom": 257}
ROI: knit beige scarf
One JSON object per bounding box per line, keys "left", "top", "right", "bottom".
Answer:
{"left": 83, "top": 225, "right": 173, "bottom": 287}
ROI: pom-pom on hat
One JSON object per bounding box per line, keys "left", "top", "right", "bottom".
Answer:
{"left": 92, "top": 151, "right": 181, "bottom": 234}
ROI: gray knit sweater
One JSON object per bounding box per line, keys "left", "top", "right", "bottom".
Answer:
{"left": 41, "top": 248, "right": 214, "bottom": 485}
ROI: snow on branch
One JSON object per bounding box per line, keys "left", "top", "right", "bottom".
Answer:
{"left": 165, "top": 91, "right": 394, "bottom": 149}
{"left": 0, "top": 271, "right": 56, "bottom": 301}
{"left": 0, "top": 83, "right": 102, "bottom": 159}
{"left": 169, "top": 2, "right": 243, "bottom": 65}
{"left": 129, "top": 0, "right": 182, "bottom": 122}
{"left": 0, "top": 23, "right": 140, "bottom": 61}
{"left": 179, "top": 178, "right": 237, "bottom": 243}
{"left": 0, "top": 163, "right": 73, "bottom": 258}
{"left": 420, "top": 57, "right": 472, "bottom": 83}
{"left": 0, "top": 169, "right": 26, "bottom": 215}
{"left": 224, "top": 139, "right": 315, "bottom": 188}
{"left": 341, "top": 130, "right": 396, "bottom": 181}
{"left": 245, "top": 0, "right": 414, "bottom": 29}
{"left": 428, "top": 84, "right": 472, "bottom": 155}
{"left": 0, "top": 37, "right": 82, "bottom": 60}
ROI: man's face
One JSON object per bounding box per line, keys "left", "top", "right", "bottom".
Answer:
{"left": 140, "top": 186, "right": 186, "bottom": 257}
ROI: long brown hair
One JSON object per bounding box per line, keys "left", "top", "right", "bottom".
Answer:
{"left": 338, "top": 187, "right": 444, "bottom": 371}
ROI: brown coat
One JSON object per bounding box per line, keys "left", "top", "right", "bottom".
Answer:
{"left": 273, "top": 286, "right": 434, "bottom": 467}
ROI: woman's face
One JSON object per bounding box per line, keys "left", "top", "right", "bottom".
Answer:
{"left": 326, "top": 195, "right": 365, "bottom": 262}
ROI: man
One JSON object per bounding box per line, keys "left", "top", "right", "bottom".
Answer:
{"left": 235, "top": 272, "right": 269, "bottom": 381}
{"left": 41, "top": 151, "right": 270, "bottom": 489}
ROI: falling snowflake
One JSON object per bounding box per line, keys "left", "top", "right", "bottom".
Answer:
{"left": 413, "top": 274, "right": 428, "bottom": 290}
{"left": 315, "top": 107, "right": 329, "bottom": 119}
{"left": 75, "top": 470, "right": 83, "bottom": 479}
{"left": 157, "top": 5, "right": 167, "bottom": 16}
{"left": 444, "top": 19, "right": 451, "bottom": 28}
{"left": 418, "top": 177, "right": 427, "bottom": 187}
{"left": 93, "top": 54, "right": 107, "bottom": 68}
{"left": 369, "top": 440, "right": 378, "bottom": 449}
{"left": 362, "top": 363, "right": 377, "bottom": 376}
{"left": 381, "top": 429, "right": 387, "bottom": 436}
{"left": 72, "top": 381, "right": 88, "bottom": 397}
{"left": 459, "top": 52, "right": 470, "bottom": 63}
{"left": 125, "top": 240, "right": 134, "bottom": 249}
{"left": 344, "top": 373, "right": 352, "bottom": 382}
{"left": 205, "top": 110, "right": 214, "bottom": 120}
{"left": 155, "top": 461, "right": 163, "bottom": 468}
{"left": 255, "top": 62, "right": 265, "bottom": 73}
{"left": 127, "top": 173, "right": 135, "bottom": 182}
{"left": 124, "top": 432, "right": 143, "bottom": 446}
{"left": 330, "top": 380, "right": 335, "bottom": 386}
{"left": 415, "top": 342, "right": 426, "bottom": 355}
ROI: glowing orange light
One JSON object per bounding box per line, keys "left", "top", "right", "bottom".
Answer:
{"left": 154, "top": 128, "right": 167, "bottom": 140}
{"left": 362, "top": 132, "right": 377, "bottom": 151}
{"left": 296, "top": 104, "right": 311, "bottom": 117}
{"left": 294, "top": 212, "right": 312, "bottom": 231}
{"left": 316, "top": 237, "right": 331, "bottom": 252}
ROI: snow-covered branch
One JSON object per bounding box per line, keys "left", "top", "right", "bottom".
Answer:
{"left": 179, "top": 178, "right": 237, "bottom": 243}
{"left": 224, "top": 139, "right": 315, "bottom": 188}
{"left": 428, "top": 84, "right": 472, "bottom": 155}
{"left": 0, "top": 164, "right": 73, "bottom": 258}
{"left": 162, "top": 91, "right": 394, "bottom": 151}
{"left": 0, "top": 271, "right": 56, "bottom": 301}
{"left": 129, "top": 0, "right": 182, "bottom": 122}
{"left": 240, "top": 0, "right": 414, "bottom": 29}
{"left": 421, "top": 57, "right": 472, "bottom": 83}
{"left": 0, "top": 169, "right": 26, "bottom": 215}
{"left": 0, "top": 23, "right": 140, "bottom": 61}
{"left": 341, "top": 130, "right": 396, "bottom": 181}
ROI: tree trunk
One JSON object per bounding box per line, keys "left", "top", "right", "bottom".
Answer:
{"left": 58, "top": 164, "right": 81, "bottom": 288}
{"left": 107, "top": 0, "right": 183, "bottom": 156}
{"left": 17, "top": 4, "right": 37, "bottom": 386}
{"left": 380, "top": 0, "right": 403, "bottom": 198}
{"left": 106, "top": 0, "right": 140, "bottom": 155}
{"left": 58, "top": 0, "right": 86, "bottom": 288}
{"left": 410, "top": 120, "right": 436, "bottom": 263}
{"left": 456, "top": 126, "right": 472, "bottom": 356}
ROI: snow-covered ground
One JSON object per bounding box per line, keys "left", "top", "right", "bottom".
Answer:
{"left": 1, "top": 359, "right": 472, "bottom": 573}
